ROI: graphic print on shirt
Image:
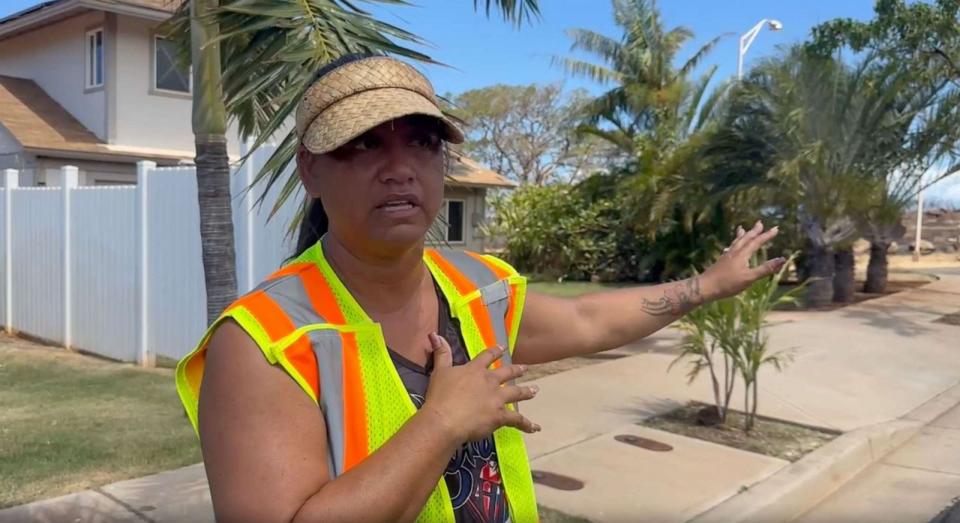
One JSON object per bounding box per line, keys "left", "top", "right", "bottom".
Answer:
{"left": 410, "top": 393, "right": 508, "bottom": 523}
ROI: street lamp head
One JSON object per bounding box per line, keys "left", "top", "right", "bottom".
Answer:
{"left": 768, "top": 20, "right": 783, "bottom": 31}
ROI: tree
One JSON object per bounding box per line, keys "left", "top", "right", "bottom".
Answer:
{"left": 163, "top": 0, "right": 540, "bottom": 324}
{"left": 448, "top": 84, "right": 619, "bottom": 185}
{"left": 554, "top": 0, "right": 732, "bottom": 282}
{"left": 673, "top": 254, "right": 801, "bottom": 432}
{"left": 556, "top": 0, "right": 728, "bottom": 155}
{"left": 810, "top": 0, "right": 960, "bottom": 293}
{"left": 710, "top": 49, "right": 915, "bottom": 307}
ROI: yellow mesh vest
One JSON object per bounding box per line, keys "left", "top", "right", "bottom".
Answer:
{"left": 175, "top": 242, "right": 538, "bottom": 522}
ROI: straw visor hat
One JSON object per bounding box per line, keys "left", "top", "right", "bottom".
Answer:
{"left": 296, "top": 56, "right": 465, "bottom": 155}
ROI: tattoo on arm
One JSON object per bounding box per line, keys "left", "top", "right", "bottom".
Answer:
{"left": 640, "top": 277, "right": 704, "bottom": 317}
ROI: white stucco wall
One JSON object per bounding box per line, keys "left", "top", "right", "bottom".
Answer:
{"left": 0, "top": 11, "right": 108, "bottom": 139}
{"left": 114, "top": 15, "right": 240, "bottom": 156}
{"left": 34, "top": 157, "right": 135, "bottom": 186}
{"left": 0, "top": 124, "right": 22, "bottom": 155}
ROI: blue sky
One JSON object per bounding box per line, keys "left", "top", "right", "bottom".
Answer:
{"left": 2, "top": 0, "right": 959, "bottom": 201}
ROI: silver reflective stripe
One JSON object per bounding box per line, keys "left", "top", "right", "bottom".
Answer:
{"left": 310, "top": 329, "right": 347, "bottom": 477}
{"left": 481, "top": 282, "right": 511, "bottom": 355}
{"left": 258, "top": 270, "right": 349, "bottom": 478}
{"left": 480, "top": 279, "right": 510, "bottom": 304}
{"left": 263, "top": 275, "right": 322, "bottom": 329}
{"left": 437, "top": 250, "right": 500, "bottom": 289}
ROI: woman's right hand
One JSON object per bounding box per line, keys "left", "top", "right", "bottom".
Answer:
{"left": 423, "top": 333, "right": 541, "bottom": 443}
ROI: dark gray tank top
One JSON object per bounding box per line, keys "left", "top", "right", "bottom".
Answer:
{"left": 386, "top": 281, "right": 511, "bottom": 523}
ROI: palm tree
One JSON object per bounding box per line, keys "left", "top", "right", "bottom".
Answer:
{"left": 163, "top": 0, "right": 540, "bottom": 324}
{"left": 553, "top": 0, "right": 731, "bottom": 281}
{"left": 859, "top": 78, "right": 960, "bottom": 293}
{"left": 556, "top": 0, "right": 728, "bottom": 155}
{"left": 711, "top": 48, "right": 911, "bottom": 307}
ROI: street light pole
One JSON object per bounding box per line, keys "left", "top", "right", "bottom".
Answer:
{"left": 738, "top": 19, "right": 783, "bottom": 80}
{"left": 914, "top": 189, "right": 924, "bottom": 262}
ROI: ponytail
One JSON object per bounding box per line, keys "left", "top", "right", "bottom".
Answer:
{"left": 293, "top": 197, "right": 328, "bottom": 259}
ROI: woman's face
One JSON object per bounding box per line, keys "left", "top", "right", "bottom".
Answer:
{"left": 298, "top": 115, "right": 446, "bottom": 254}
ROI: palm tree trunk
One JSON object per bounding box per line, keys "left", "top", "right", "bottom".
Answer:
{"left": 192, "top": 0, "right": 237, "bottom": 324}
{"left": 196, "top": 139, "right": 237, "bottom": 323}
{"left": 805, "top": 244, "right": 835, "bottom": 308}
{"left": 833, "top": 247, "right": 855, "bottom": 303}
{"left": 864, "top": 241, "right": 889, "bottom": 294}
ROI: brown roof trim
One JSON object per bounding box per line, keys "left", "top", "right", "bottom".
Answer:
{"left": 25, "top": 147, "right": 190, "bottom": 164}
{"left": 447, "top": 153, "right": 517, "bottom": 189}
{"left": 0, "top": 0, "right": 177, "bottom": 39}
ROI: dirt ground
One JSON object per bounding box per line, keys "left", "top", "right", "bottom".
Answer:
{"left": 640, "top": 402, "right": 839, "bottom": 462}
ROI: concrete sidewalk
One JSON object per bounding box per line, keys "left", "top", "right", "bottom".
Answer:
{"left": 0, "top": 464, "right": 213, "bottom": 523}
{"left": 3, "top": 269, "right": 959, "bottom": 523}
{"left": 522, "top": 270, "right": 960, "bottom": 521}
{"left": 797, "top": 402, "right": 960, "bottom": 523}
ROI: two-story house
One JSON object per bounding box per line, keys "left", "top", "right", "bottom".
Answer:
{"left": 0, "top": 0, "right": 513, "bottom": 250}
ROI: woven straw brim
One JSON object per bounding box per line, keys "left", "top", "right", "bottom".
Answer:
{"left": 301, "top": 88, "right": 464, "bottom": 155}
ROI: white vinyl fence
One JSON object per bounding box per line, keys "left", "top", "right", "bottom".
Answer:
{"left": 0, "top": 144, "right": 302, "bottom": 364}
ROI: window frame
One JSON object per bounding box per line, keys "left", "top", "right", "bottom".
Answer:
{"left": 443, "top": 199, "right": 466, "bottom": 244}
{"left": 150, "top": 34, "right": 192, "bottom": 97}
{"left": 84, "top": 27, "right": 105, "bottom": 91}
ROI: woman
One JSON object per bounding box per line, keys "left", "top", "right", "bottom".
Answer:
{"left": 175, "top": 54, "right": 783, "bottom": 523}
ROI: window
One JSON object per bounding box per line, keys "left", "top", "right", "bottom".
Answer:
{"left": 154, "top": 36, "right": 190, "bottom": 93}
{"left": 445, "top": 200, "right": 465, "bottom": 243}
{"left": 85, "top": 28, "right": 104, "bottom": 89}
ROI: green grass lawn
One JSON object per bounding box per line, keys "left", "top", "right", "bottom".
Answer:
{"left": 0, "top": 338, "right": 201, "bottom": 508}
{"left": 528, "top": 280, "right": 639, "bottom": 298}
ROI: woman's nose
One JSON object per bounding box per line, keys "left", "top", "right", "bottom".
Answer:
{"left": 377, "top": 143, "right": 417, "bottom": 184}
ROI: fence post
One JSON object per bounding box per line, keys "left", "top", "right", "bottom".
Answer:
{"left": 242, "top": 139, "right": 256, "bottom": 293}
{"left": 61, "top": 166, "right": 78, "bottom": 349}
{"left": 136, "top": 161, "right": 156, "bottom": 367}
{"left": 3, "top": 169, "right": 17, "bottom": 334}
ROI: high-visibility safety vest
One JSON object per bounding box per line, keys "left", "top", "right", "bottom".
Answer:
{"left": 175, "top": 241, "right": 539, "bottom": 523}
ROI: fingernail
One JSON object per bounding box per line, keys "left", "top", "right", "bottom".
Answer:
{"left": 529, "top": 385, "right": 540, "bottom": 394}
{"left": 534, "top": 424, "right": 542, "bottom": 432}
{"left": 772, "top": 225, "right": 779, "bottom": 232}
{"left": 518, "top": 364, "right": 528, "bottom": 373}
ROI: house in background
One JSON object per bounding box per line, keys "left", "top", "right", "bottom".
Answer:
{"left": 0, "top": 0, "right": 213, "bottom": 186}
{"left": 0, "top": 0, "right": 515, "bottom": 251}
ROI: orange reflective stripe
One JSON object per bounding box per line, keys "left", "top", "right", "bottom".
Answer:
{"left": 284, "top": 336, "right": 320, "bottom": 400}
{"left": 426, "top": 249, "right": 476, "bottom": 296}
{"left": 429, "top": 249, "right": 503, "bottom": 369}
{"left": 235, "top": 290, "right": 295, "bottom": 340}
{"left": 235, "top": 290, "right": 320, "bottom": 396}
{"left": 505, "top": 284, "right": 518, "bottom": 343}
{"left": 266, "top": 262, "right": 314, "bottom": 281}
{"left": 340, "top": 331, "right": 369, "bottom": 470}
{"left": 470, "top": 300, "right": 502, "bottom": 369}
{"left": 465, "top": 253, "right": 517, "bottom": 344}
{"left": 299, "top": 265, "right": 347, "bottom": 324}
{"left": 184, "top": 345, "right": 206, "bottom": 396}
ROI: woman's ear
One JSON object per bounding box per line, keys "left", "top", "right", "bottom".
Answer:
{"left": 297, "top": 146, "right": 322, "bottom": 198}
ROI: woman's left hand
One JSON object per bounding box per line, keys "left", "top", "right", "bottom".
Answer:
{"left": 700, "top": 221, "right": 786, "bottom": 301}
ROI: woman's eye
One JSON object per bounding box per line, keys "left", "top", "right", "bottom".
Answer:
{"left": 411, "top": 132, "right": 440, "bottom": 149}
{"left": 352, "top": 136, "right": 379, "bottom": 151}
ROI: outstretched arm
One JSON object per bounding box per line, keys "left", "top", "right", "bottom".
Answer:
{"left": 513, "top": 222, "right": 784, "bottom": 365}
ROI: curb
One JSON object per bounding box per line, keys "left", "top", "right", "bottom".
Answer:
{"left": 688, "top": 379, "right": 960, "bottom": 523}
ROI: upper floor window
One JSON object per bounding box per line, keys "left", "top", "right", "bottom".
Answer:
{"left": 85, "top": 28, "right": 104, "bottom": 89}
{"left": 154, "top": 36, "right": 190, "bottom": 94}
